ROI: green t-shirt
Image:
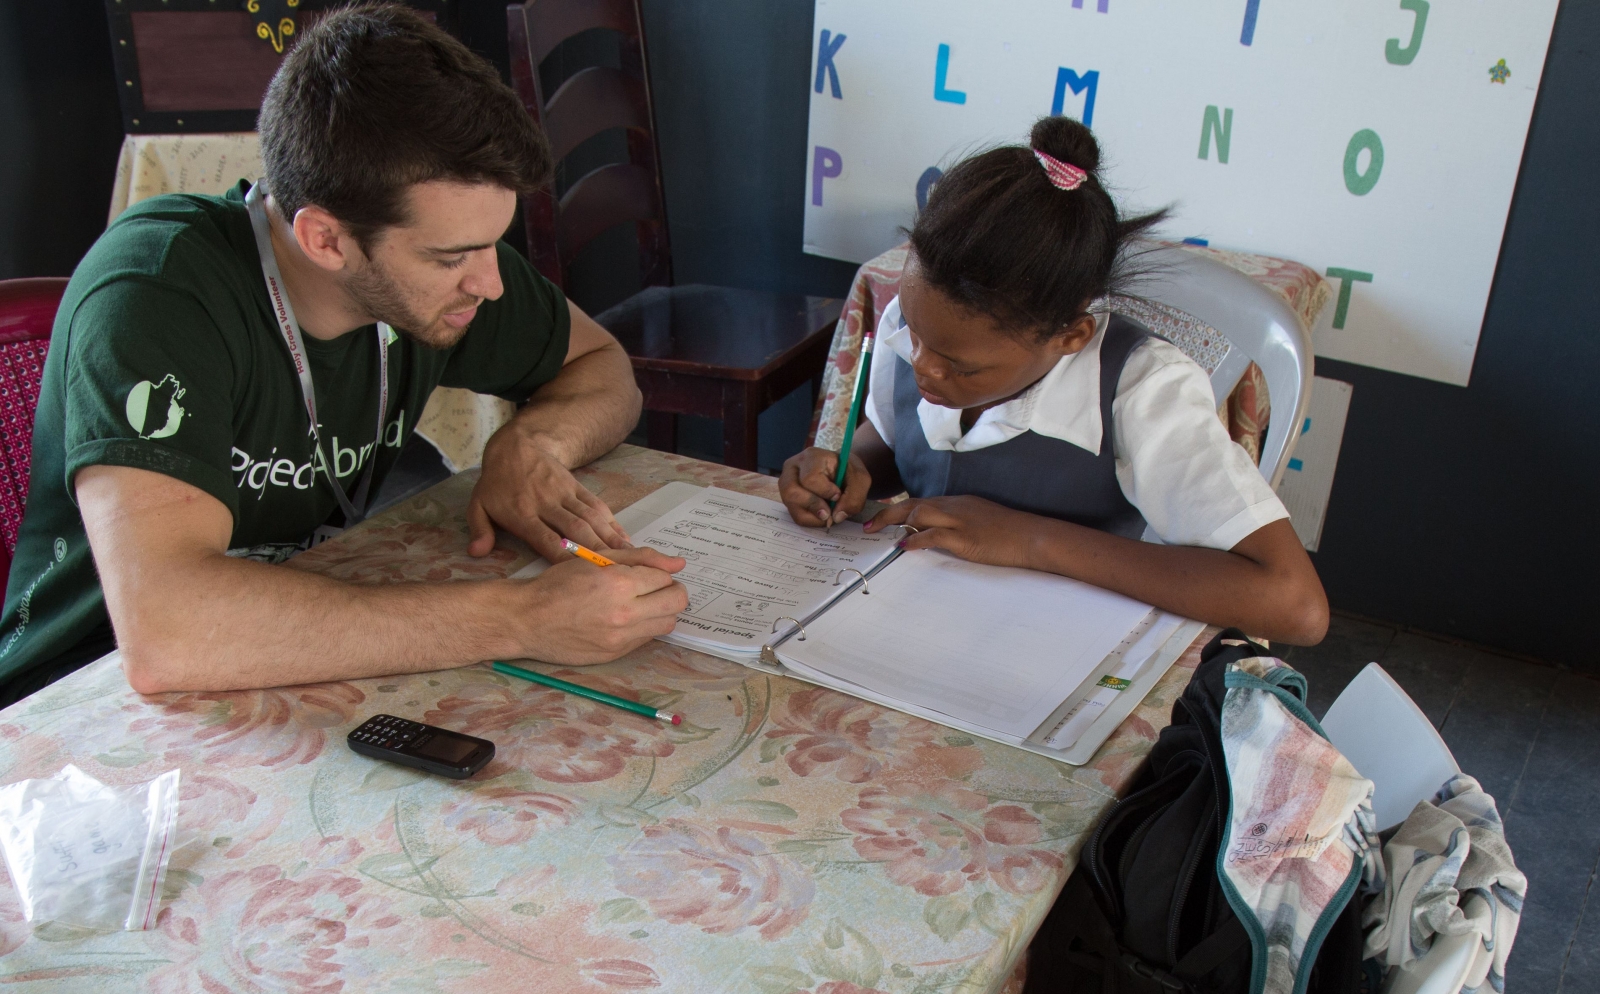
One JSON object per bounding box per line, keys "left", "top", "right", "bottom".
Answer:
{"left": 0, "top": 181, "right": 570, "bottom": 690}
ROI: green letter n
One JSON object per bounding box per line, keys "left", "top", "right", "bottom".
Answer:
{"left": 1198, "top": 105, "right": 1233, "bottom": 163}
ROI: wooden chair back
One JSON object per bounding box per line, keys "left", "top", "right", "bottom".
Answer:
{"left": 507, "top": 0, "right": 670, "bottom": 292}
{"left": 104, "top": 0, "right": 455, "bottom": 134}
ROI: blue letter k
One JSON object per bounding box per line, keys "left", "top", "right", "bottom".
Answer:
{"left": 815, "top": 30, "right": 846, "bottom": 99}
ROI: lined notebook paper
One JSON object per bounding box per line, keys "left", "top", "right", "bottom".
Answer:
{"left": 774, "top": 550, "right": 1155, "bottom": 740}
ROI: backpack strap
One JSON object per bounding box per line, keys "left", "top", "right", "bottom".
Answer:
{"left": 1172, "top": 915, "right": 1253, "bottom": 984}
{"left": 1109, "top": 917, "right": 1251, "bottom": 994}
{"left": 1117, "top": 952, "right": 1187, "bottom": 993}
{"left": 1199, "top": 628, "right": 1272, "bottom": 666}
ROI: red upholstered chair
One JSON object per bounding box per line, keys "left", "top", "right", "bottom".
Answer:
{"left": 0, "top": 279, "right": 68, "bottom": 585}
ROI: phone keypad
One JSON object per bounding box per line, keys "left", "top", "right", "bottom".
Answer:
{"left": 349, "top": 714, "right": 426, "bottom": 750}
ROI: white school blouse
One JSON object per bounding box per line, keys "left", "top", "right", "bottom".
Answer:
{"left": 862, "top": 296, "right": 1290, "bottom": 551}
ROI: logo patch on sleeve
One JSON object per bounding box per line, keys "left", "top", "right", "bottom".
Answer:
{"left": 126, "top": 374, "right": 187, "bottom": 440}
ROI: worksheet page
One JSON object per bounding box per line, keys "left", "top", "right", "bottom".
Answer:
{"left": 776, "top": 550, "right": 1153, "bottom": 739}
{"left": 627, "top": 488, "right": 900, "bottom": 654}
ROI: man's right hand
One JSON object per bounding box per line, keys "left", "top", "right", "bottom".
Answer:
{"left": 510, "top": 547, "right": 688, "bottom": 664}
{"left": 78, "top": 464, "right": 691, "bottom": 694}
{"left": 779, "top": 446, "right": 870, "bottom": 528}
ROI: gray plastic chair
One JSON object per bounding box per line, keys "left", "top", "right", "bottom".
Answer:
{"left": 1320, "top": 664, "right": 1487, "bottom": 994}
{"left": 1111, "top": 243, "right": 1315, "bottom": 487}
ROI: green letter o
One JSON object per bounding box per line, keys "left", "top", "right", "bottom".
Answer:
{"left": 1344, "top": 129, "right": 1384, "bottom": 196}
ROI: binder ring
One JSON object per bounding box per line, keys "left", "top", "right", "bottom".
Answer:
{"left": 834, "top": 568, "right": 869, "bottom": 594}
{"left": 898, "top": 524, "right": 921, "bottom": 536}
{"left": 771, "top": 616, "right": 807, "bottom": 641}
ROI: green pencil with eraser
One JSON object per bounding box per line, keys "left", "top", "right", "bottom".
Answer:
{"left": 493, "top": 661, "right": 682, "bottom": 724}
{"left": 826, "top": 331, "right": 875, "bottom": 534}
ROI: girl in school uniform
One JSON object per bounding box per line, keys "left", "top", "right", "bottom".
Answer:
{"left": 780, "top": 117, "right": 1328, "bottom": 645}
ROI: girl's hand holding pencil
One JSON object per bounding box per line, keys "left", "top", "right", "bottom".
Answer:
{"left": 779, "top": 447, "right": 872, "bottom": 528}
{"left": 782, "top": 330, "right": 876, "bottom": 532}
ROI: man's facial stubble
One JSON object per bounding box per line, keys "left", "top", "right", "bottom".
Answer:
{"left": 342, "top": 252, "right": 474, "bottom": 351}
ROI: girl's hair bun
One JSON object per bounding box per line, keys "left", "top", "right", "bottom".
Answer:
{"left": 908, "top": 115, "right": 1167, "bottom": 341}
{"left": 1029, "top": 115, "right": 1100, "bottom": 174}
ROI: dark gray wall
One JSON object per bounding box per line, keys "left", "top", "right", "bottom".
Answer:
{"left": 637, "top": 1, "right": 859, "bottom": 299}
{"left": 0, "top": 0, "right": 123, "bottom": 280}
{"left": 2, "top": 0, "right": 1595, "bottom": 667}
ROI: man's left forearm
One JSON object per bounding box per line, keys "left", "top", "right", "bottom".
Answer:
{"left": 465, "top": 303, "right": 642, "bottom": 559}
{"left": 491, "top": 336, "right": 641, "bottom": 468}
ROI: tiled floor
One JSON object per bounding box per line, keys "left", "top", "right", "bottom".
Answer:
{"left": 375, "top": 449, "right": 1594, "bottom": 990}
{"left": 1282, "top": 615, "right": 1600, "bottom": 994}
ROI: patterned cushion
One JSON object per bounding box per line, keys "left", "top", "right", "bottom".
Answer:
{"left": 0, "top": 338, "right": 49, "bottom": 556}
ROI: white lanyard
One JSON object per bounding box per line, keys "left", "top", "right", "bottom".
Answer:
{"left": 244, "top": 179, "right": 389, "bottom": 526}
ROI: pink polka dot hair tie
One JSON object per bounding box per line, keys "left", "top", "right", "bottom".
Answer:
{"left": 1033, "top": 149, "right": 1089, "bottom": 191}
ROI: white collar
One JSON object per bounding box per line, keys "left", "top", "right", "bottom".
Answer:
{"left": 878, "top": 298, "right": 1110, "bottom": 455}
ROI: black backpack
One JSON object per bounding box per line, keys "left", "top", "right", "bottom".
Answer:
{"left": 1023, "top": 629, "right": 1366, "bottom": 994}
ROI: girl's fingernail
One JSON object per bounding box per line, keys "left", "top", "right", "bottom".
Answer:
{"left": 895, "top": 539, "right": 906, "bottom": 549}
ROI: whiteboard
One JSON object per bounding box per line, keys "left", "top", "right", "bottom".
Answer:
{"left": 802, "top": 0, "right": 1558, "bottom": 386}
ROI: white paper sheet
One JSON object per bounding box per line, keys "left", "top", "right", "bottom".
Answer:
{"left": 626, "top": 488, "right": 901, "bottom": 654}
{"left": 777, "top": 549, "right": 1154, "bottom": 739}
{"left": 1043, "top": 611, "right": 1186, "bottom": 749}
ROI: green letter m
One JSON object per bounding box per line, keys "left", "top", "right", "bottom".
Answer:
{"left": 1198, "top": 105, "right": 1233, "bottom": 163}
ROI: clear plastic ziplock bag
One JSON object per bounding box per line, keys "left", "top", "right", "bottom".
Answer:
{"left": 0, "top": 764, "right": 180, "bottom": 931}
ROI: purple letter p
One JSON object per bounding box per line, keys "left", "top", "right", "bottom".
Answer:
{"left": 812, "top": 146, "right": 842, "bottom": 206}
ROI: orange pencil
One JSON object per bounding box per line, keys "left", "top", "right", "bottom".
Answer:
{"left": 560, "top": 538, "right": 617, "bottom": 567}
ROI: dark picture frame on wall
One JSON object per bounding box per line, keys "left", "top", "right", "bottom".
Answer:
{"left": 103, "top": 0, "right": 456, "bottom": 134}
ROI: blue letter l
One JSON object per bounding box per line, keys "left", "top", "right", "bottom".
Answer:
{"left": 934, "top": 44, "right": 967, "bottom": 104}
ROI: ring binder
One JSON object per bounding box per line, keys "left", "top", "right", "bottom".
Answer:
{"left": 769, "top": 617, "right": 808, "bottom": 641}
{"left": 833, "top": 568, "right": 870, "bottom": 593}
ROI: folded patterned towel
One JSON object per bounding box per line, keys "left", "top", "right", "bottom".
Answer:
{"left": 1362, "top": 774, "right": 1526, "bottom": 994}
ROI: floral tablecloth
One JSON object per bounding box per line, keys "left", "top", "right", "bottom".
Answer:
{"left": 0, "top": 445, "right": 1205, "bottom": 993}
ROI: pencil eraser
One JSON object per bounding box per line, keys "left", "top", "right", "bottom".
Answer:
{"left": 671, "top": 714, "right": 682, "bottom": 725}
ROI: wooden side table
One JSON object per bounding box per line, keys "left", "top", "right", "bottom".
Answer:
{"left": 596, "top": 285, "right": 842, "bottom": 470}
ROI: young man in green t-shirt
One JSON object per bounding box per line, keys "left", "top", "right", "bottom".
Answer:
{"left": 0, "top": 5, "right": 689, "bottom": 705}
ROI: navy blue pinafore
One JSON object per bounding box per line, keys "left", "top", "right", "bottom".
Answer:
{"left": 891, "top": 314, "right": 1152, "bottom": 540}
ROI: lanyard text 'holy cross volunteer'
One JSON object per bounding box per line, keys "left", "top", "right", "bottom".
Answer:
{"left": 245, "top": 178, "right": 389, "bottom": 528}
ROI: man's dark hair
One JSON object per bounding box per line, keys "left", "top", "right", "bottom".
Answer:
{"left": 259, "top": 2, "right": 550, "bottom": 248}
{"left": 909, "top": 116, "right": 1168, "bottom": 340}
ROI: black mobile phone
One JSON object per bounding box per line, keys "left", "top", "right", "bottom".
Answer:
{"left": 346, "top": 714, "right": 494, "bottom": 780}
